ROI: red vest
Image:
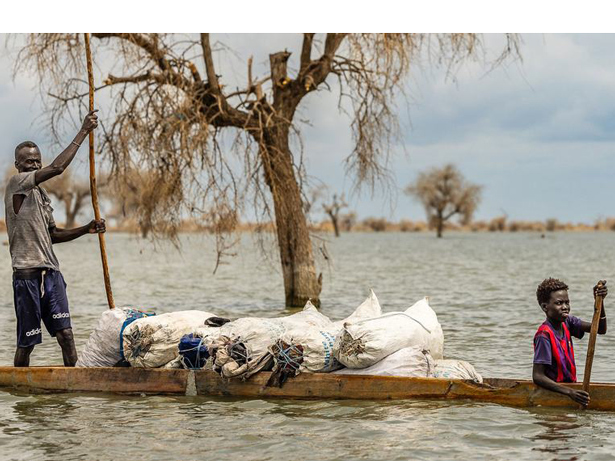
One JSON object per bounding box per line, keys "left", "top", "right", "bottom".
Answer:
{"left": 534, "top": 321, "right": 577, "bottom": 383}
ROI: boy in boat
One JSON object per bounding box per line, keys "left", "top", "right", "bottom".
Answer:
{"left": 533, "top": 278, "right": 607, "bottom": 406}
{"left": 4, "top": 110, "right": 105, "bottom": 367}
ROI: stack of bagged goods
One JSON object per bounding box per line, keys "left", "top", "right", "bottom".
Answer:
{"left": 191, "top": 302, "right": 333, "bottom": 379}
{"left": 333, "top": 346, "right": 435, "bottom": 377}
{"left": 122, "top": 310, "right": 216, "bottom": 367}
{"left": 268, "top": 290, "right": 382, "bottom": 385}
{"left": 431, "top": 359, "right": 483, "bottom": 383}
{"left": 76, "top": 308, "right": 153, "bottom": 367}
{"left": 333, "top": 297, "right": 444, "bottom": 369}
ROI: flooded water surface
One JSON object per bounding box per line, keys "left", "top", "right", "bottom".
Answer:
{"left": 1, "top": 232, "right": 615, "bottom": 460}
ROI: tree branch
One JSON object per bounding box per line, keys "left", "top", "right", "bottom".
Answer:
{"left": 92, "top": 33, "right": 194, "bottom": 91}
{"left": 93, "top": 33, "right": 170, "bottom": 72}
{"left": 105, "top": 72, "right": 153, "bottom": 85}
{"left": 270, "top": 51, "right": 292, "bottom": 110}
{"left": 287, "top": 33, "right": 348, "bottom": 109}
{"left": 323, "top": 33, "right": 347, "bottom": 58}
{"left": 200, "top": 33, "right": 221, "bottom": 94}
{"left": 300, "top": 33, "right": 315, "bottom": 73}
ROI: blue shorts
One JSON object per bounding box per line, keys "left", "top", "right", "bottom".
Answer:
{"left": 13, "top": 269, "right": 71, "bottom": 348}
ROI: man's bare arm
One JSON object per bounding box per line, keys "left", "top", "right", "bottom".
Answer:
{"left": 49, "top": 219, "right": 106, "bottom": 244}
{"left": 34, "top": 110, "right": 99, "bottom": 185}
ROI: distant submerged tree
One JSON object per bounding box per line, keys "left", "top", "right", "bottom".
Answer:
{"left": 405, "top": 164, "right": 482, "bottom": 238}
{"left": 340, "top": 212, "right": 358, "bottom": 232}
{"left": 45, "top": 170, "right": 91, "bottom": 228}
{"left": 14, "top": 33, "right": 520, "bottom": 307}
{"left": 323, "top": 194, "right": 348, "bottom": 237}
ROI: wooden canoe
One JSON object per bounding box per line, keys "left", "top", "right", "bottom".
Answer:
{"left": 1, "top": 366, "right": 614, "bottom": 411}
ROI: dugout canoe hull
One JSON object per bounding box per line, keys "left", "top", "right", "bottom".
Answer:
{"left": 0, "top": 366, "right": 614, "bottom": 411}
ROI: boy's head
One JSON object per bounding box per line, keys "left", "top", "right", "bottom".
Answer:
{"left": 537, "top": 278, "right": 570, "bottom": 322}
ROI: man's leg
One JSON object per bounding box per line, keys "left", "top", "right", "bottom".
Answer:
{"left": 14, "top": 345, "right": 35, "bottom": 367}
{"left": 43, "top": 271, "right": 75, "bottom": 367}
{"left": 55, "top": 328, "right": 77, "bottom": 367}
{"left": 13, "top": 276, "right": 42, "bottom": 367}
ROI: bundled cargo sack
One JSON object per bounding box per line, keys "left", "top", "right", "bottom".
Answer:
{"left": 410, "top": 297, "right": 443, "bottom": 360}
{"left": 196, "top": 301, "right": 332, "bottom": 379}
{"left": 333, "top": 346, "right": 434, "bottom": 377}
{"left": 331, "top": 289, "right": 382, "bottom": 329}
{"left": 269, "top": 290, "right": 383, "bottom": 381}
{"left": 334, "top": 297, "right": 444, "bottom": 369}
{"left": 77, "top": 308, "right": 153, "bottom": 367}
{"left": 178, "top": 333, "right": 210, "bottom": 369}
{"left": 269, "top": 327, "right": 340, "bottom": 386}
{"left": 123, "top": 310, "right": 215, "bottom": 367}
{"left": 432, "top": 359, "right": 483, "bottom": 383}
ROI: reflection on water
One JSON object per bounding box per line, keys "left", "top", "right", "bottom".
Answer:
{"left": 1, "top": 232, "right": 615, "bottom": 460}
{"left": 531, "top": 412, "right": 583, "bottom": 461}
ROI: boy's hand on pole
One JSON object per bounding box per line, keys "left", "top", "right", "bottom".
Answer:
{"left": 567, "top": 388, "right": 590, "bottom": 406}
{"left": 594, "top": 280, "right": 607, "bottom": 299}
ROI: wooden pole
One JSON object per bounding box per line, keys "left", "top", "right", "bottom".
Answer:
{"left": 84, "top": 33, "right": 115, "bottom": 309}
{"left": 582, "top": 281, "right": 604, "bottom": 397}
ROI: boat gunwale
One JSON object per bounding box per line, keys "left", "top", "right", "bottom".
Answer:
{"left": 1, "top": 366, "right": 615, "bottom": 411}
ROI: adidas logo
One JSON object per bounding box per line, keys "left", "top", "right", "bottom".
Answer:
{"left": 25, "top": 328, "right": 42, "bottom": 337}
{"left": 52, "top": 313, "right": 70, "bottom": 319}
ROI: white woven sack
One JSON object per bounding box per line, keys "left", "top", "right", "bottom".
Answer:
{"left": 406, "top": 297, "right": 444, "bottom": 360}
{"left": 123, "top": 310, "right": 215, "bottom": 368}
{"left": 275, "top": 326, "right": 340, "bottom": 373}
{"left": 275, "top": 291, "right": 382, "bottom": 374}
{"left": 333, "top": 346, "right": 434, "bottom": 377}
{"left": 77, "top": 308, "right": 132, "bottom": 367}
{"left": 334, "top": 297, "right": 444, "bottom": 369}
{"left": 195, "top": 301, "right": 333, "bottom": 378}
{"left": 432, "top": 359, "right": 483, "bottom": 383}
{"left": 331, "top": 289, "right": 382, "bottom": 329}
{"left": 197, "top": 301, "right": 332, "bottom": 358}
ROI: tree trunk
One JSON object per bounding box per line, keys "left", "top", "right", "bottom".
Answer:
{"left": 331, "top": 214, "right": 340, "bottom": 237}
{"left": 436, "top": 213, "right": 444, "bottom": 238}
{"left": 65, "top": 197, "right": 76, "bottom": 228}
{"left": 259, "top": 125, "right": 322, "bottom": 307}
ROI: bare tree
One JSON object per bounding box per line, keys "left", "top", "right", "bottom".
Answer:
{"left": 323, "top": 193, "right": 348, "bottom": 237}
{"left": 45, "top": 170, "right": 91, "bottom": 228}
{"left": 340, "top": 211, "right": 357, "bottom": 232}
{"left": 405, "top": 164, "right": 482, "bottom": 238}
{"left": 106, "top": 167, "right": 182, "bottom": 239}
{"left": 14, "top": 33, "right": 520, "bottom": 306}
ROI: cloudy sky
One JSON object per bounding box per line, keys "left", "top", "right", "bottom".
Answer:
{"left": 1, "top": 33, "right": 614, "bottom": 224}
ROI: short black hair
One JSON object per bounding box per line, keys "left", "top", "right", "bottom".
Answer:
{"left": 536, "top": 278, "right": 569, "bottom": 306}
{"left": 15, "top": 141, "right": 39, "bottom": 159}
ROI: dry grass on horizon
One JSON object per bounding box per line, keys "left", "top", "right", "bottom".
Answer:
{"left": 1, "top": 217, "right": 615, "bottom": 238}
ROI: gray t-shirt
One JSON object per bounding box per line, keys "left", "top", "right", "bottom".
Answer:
{"left": 4, "top": 171, "right": 60, "bottom": 270}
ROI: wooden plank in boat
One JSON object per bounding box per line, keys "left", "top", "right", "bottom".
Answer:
{"left": 196, "top": 370, "right": 454, "bottom": 399}
{"left": 0, "top": 366, "right": 188, "bottom": 395}
{"left": 196, "top": 371, "right": 615, "bottom": 411}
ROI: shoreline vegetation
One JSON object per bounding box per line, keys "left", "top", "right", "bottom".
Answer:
{"left": 3, "top": 217, "right": 615, "bottom": 236}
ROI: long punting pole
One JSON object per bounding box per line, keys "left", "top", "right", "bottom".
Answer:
{"left": 84, "top": 33, "right": 115, "bottom": 309}
{"left": 582, "top": 281, "right": 604, "bottom": 398}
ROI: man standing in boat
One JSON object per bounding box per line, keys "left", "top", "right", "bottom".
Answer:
{"left": 533, "top": 278, "right": 607, "bottom": 406}
{"left": 4, "top": 110, "right": 105, "bottom": 367}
